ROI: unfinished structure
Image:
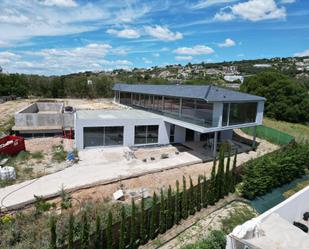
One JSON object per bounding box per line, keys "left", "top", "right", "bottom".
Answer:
{"left": 13, "top": 102, "right": 74, "bottom": 137}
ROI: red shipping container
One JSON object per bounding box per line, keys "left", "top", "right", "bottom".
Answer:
{"left": 0, "top": 136, "right": 26, "bottom": 156}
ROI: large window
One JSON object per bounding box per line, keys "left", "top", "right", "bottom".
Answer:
{"left": 84, "top": 126, "right": 123, "bottom": 147}
{"left": 229, "top": 102, "right": 257, "bottom": 125}
{"left": 153, "top": 96, "right": 163, "bottom": 110}
{"left": 163, "top": 97, "right": 180, "bottom": 114}
{"left": 195, "top": 100, "right": 213, "bottom": 124}
{"left": 181, "top": 99, "right": 195, "bottom": 117}
{"left": 120, "top": 92, "right": 131, "bottom": 105}
{"left": 222, "top": 102, "right": 257, "bottom": 126}
{"left": 135, "top": 125, "right": 159, "bottom": 144}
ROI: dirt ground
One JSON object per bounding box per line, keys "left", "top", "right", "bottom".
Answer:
{"left": 50, "top": 133, "right": 278, "bottom": 210}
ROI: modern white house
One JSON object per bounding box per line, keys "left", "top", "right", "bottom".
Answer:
{"left": 74, "top": 84, "right": 265, "bottom": 154}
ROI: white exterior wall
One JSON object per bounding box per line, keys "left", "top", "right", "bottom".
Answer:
{"left": 256, "top": 101, "right": 264, "bottom": 124}
{"left": 75, "top": 117, "right": 169, "bottom": 149}
{"left": 174, "top": 125, "right": 186, "bottom": 143}
{"left": 212, "top": 102, "right": 223, "bottom": 127}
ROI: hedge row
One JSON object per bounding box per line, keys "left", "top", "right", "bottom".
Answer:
{"left": 240, "top": 143, "right": 309, "bottom": 199}
{"left": 50, "top": 146, "right": 238, "bottom": 249}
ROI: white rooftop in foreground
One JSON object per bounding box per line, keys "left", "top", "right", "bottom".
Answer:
{"left": 76, "top": 109, "right": 162, "bottom": 120}
{"left": 226, "top": 186, "right": 309, "bottom": 249}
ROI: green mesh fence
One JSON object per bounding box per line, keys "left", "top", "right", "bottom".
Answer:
{"left": 241, "top": 125, "right": 295, "bottom": 145}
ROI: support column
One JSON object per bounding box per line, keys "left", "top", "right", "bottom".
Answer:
{"left": 213, "top": 131, "right": 218, "bottom": 158}
{"left": 252, "top": 126, "right": 257, "bottom": 150}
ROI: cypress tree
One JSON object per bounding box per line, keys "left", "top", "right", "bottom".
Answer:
{"left": 216, "top": 145, "right": 225, "bottom": 200}
{"left": 202, "top": 176, "right": 208, "bottom": 208}
{"left": 68, "top": 213, "right": 74, "bottom": 249}
{"left": 106, "top": 211, "right": 113, "bottom": 249}
{"left": 189, "top": 177, "right": 195, "bottom": 215}
{"left": 130, "top": 199, "right": 137, "bottom": 249}
{"left": 224, "top": 147, "right": 231, "bottom": 196}
{"left": 140, "top": 197, "right": 146, "bottom": 245}
{"left": 182, "top": 176, "right": 188, "bottom": 219}
{"left": 119, "top": 206, "right": 126, "bottom": 249}
{"left": 196, "top": 176, "right": 202, "bottom": 212}
{"left": 149, "top": 192, "right": 158, "bottom": 239}
{"left": 81, "top": 211, "right": 89, "bottom": 249}
{"left": 175, "top": 180, "right": 181, "bottom": 224}
{"left": 209, "top": 158, "right": 217, "bottom": 205}
{"left": 159, "top": 189, "right": 166, "bottom": 234}
{"left": 231, "top": 149, "right": 238, "bottom": 193}
{"left": 50, "top": 216, "right": 57, "bottom": 249}
{"left": 95, "top": 212, "right": 102, "bottom": 249}
{"left": 167, "top": 185, "right": 174, "bottom": 229}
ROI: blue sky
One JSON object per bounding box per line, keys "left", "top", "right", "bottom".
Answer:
{"left": 0, "top": 0, "right": 308, "bottom": 75}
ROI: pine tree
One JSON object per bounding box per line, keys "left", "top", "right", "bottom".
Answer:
{"left": 140, "top": 197, "right": 146, "bottom": 245}
{"left": 68, "top": 213, "right": 74, "bottom": 249}
{"left": 230, "top": 149, "right": 238, "bottom": 193}
{"left": 182, "top": 176, "right": 188, "bottom": 219}
{"left": 175, "top": 180, "right": 181, "bottom": 224}
{"left": 119, "top": 206, "right": 126, "bottom": 249}
{"left": 209, "top": 158, "right": 217, "bottom": 205}
{"left": 95, "top": 212, "right": 102, "bottom": 249}
{"left": 50, "top": 216, "right": 57, "bottom": 249}
{"left": 196, "top": 176, "right": 202, "bottom": 212}
{"left": 130, "top": 199, "right": 137, "bottom": 249}
{"left": 81, "top": 212, "right": 89, "bottom": 249}
{"left": 167, "top": 185, "right": 174, "bottom": 229}
{"left": 224, "top": 147, "right": 231, "bottom": 196}
{"left": 202, "top": 176, "right": 208, "bottom": 208}
{"left": 149, "top": 192, "right": 158, "bottom": 239}
{"left": 189, "top": 177, "right": 195, "bottom": 215}
{"left": 159, "top": 189, "right": 166, "bottom": 234}
{"left": 106, "top": 211, "right": 113, "bottom": 249}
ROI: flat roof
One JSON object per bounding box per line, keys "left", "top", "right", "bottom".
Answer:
{"left": 76, "top": 109, "right": 162, "bottom": 120}
{"left": 113, "top": 83, "right": 265, "bottom": 102}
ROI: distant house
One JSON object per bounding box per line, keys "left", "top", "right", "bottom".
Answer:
{"left": 224, "top": 75, "right": 244, "bottom": 83}
{"left": 75, "top": 83, "right": 265, "bottom": 154}
{"left": 253, "top": 64, "right": 272, "bottom": 68}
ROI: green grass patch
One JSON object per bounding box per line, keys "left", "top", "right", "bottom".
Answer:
{"left": 52, "top": 145, "right": 66, "bottom": 162}
{"left": 263, "top": 117, "right": 309, "bottom": 144}
{"left": 31, "top": 151, "right": 44, "bottom": 160}
{"left": 181, "top": 230, "right": 226, "bottom": 249}
{"left": 283, "top": 179, "right": 309, "bottom": 199}
{"left": 220, "top": 205, "right": 256, "bottom": 234}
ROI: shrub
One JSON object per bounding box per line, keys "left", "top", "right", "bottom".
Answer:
{"left": 52, "top": 145, "right": 66, "bottom": 162}
{"left": 240, "top": 143, "right": 309, "bottom": 199}
{"left": 181, "top": 230, "right": 226, "bottom": 249}
{"left": 31, "top": 151, "right": 44, "bottom": 160}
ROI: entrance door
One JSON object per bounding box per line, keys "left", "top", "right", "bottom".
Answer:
{"left": 185, "top": 129, "right": 195, "bottom": 142}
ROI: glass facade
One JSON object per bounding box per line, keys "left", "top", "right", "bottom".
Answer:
{"left": 229, "top": 102, "right": 257, "bottom": 125}
{"left": 116, "top": 90, "right": 258, "bottom": 128}
{"left": 120, "top": 92, "right": 131, "bottom": 105}
{"left": 84, "top": 126, "right": 123, "bottom": 147}
{"left": 222, "top": 102, "right": 257, "bottom": 126}
{"left": 135, "top": 125, "right": 159, "bottom": 144}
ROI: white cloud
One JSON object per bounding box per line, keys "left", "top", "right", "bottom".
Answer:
{"left": 174, "top": 45, "right": 214, "bottom": 55}
{"left": 218, "top": 38, "right": 236, "bottom": 47}
{"left": 0, "top": 0, "right": 149, "bottom": 47}
{"left": 107, "top": 28, "right": 140, "bottom": 39}
{"left": 175, "top": 56, "right": 193, "bottom": 61}
{"left": 144, "top": 25, "right": 183, "bottom": 41}
{"left": 294, "top": 49, "right": 309, "bottom": 57}
{"left": 281, "top": 0, "right": 296, "bottom": 3}
{"left": 3, "top": 43, "right": 133, "bottom": 75}
{"left": 153, "top": 53, "right": 160, "bottom": 57}
{"left": 214, "top": 0, "right": 286, "bottom": 22}
{"left": 192, "top": 0, "right": 238, "bottom": 9}
{"left": 35, "top": 0, "right": 78, "bottom": 8}
{"left": 142, "top": 57, "right": 152, "bottom": 64}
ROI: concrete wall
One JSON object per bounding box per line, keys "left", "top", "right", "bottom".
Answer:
{"left": 75, "top": 116, "right": 170, "bottom": 149}
{"left": 14, "top": 102, "right": 74, "bottom": 132}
